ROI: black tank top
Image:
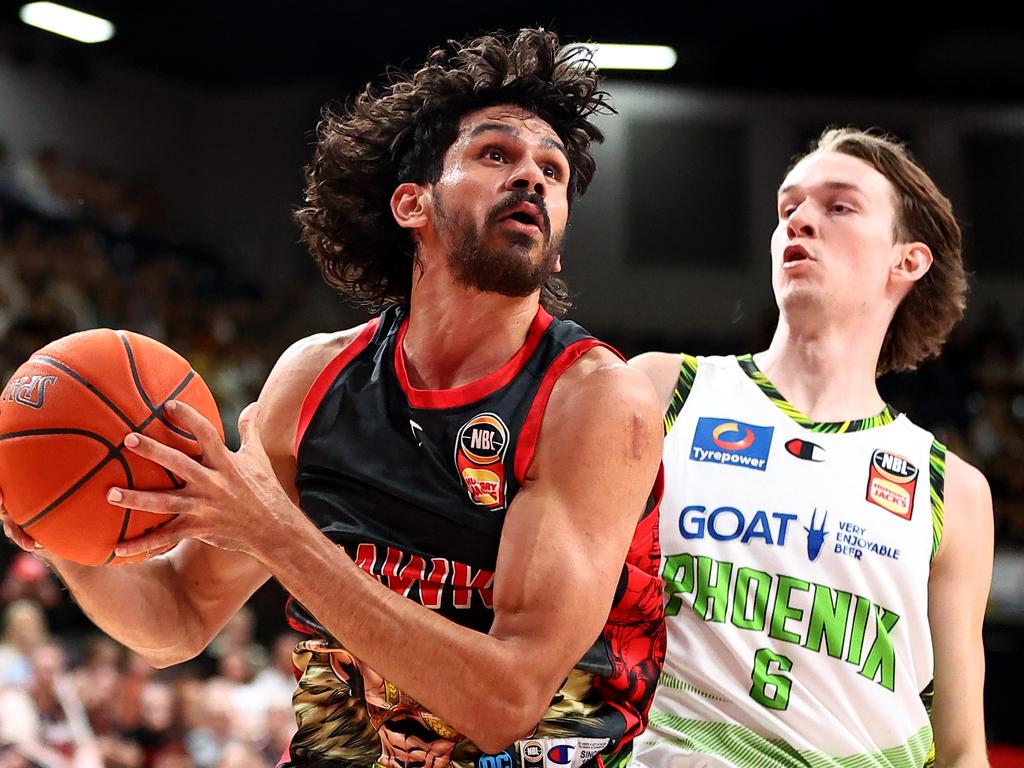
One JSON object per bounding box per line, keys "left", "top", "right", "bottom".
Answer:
{"left": 283, "top": 306, "right": 665, "bottom": 768}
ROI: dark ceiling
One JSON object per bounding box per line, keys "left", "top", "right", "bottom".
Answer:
{"left": 3, "top": 1, "right": 1024, "bottom": 103}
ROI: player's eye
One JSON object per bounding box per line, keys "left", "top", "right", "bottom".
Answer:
{"left": 485, "top": 148, "right": 506, "bottom": 163}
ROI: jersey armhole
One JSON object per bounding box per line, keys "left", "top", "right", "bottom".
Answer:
{"left": 663, "top": 353, "right": 699, "bottom": 435}
{"left": 293, "top": 319, "right": 381, "bottom": 458}
{"left": 928, "top": 438, "right": 947, "bottom": 564}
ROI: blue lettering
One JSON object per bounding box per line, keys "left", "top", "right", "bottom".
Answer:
{"left": 741, "top": 510, "right": 774, "bottom": 544}
{"left": 773, "top": 512, "right": 798, "bottom": 546}
{"left": 680, "top": 505, "right": 707, "bottom": 539}
{"left": 709, "top": 507, "right": 744, "bottom": 540}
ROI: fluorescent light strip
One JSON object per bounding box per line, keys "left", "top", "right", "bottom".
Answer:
{"left": 19, "top": 2, "right": 115, "bottom": 44}
{"left": 581, "top": 43, "right": 677, "bottom": 71}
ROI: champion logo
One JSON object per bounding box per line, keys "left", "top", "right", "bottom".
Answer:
{"left": 547, "top": 746, "right": 573, "bottom": 765}
{"left": 786, "top": 438, "right": 825, "bottom": 462}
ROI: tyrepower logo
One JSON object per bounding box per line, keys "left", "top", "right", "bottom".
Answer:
{"left": 866, "top": 449, "right": 918, "bottom": 519}
{"left": 690, "top": 417, "right": 774, "bottom": 472}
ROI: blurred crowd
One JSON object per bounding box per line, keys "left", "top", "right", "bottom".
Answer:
{"left": 0, "top": 571, "right": 299, "bottom": 768}
{"left": 1, "top": 140, "right": 1024, "bottom": 765}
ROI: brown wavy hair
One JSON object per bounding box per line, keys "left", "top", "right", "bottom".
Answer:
{"left": 798, "top": 127, "right": 968, "bottom": 375}
{"left": 294, "top": 28, "right": 612, "bottom": 316}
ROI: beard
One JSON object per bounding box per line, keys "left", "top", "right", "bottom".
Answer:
{"left": 434, "top": 190, "right": 563, "bottom": 297}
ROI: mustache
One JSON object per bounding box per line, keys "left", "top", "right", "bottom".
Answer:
{"left": 487, "top": 191, "right": 550, "bottom": 235}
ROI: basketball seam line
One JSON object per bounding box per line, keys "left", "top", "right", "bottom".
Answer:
{"left": 118, "top": 332, "right": 198, "bottom": 441}
{"left": 19, "top": 435, "right": 132, "bottom": 529}
{"left": 32, "top": 355, "right": 137, "bottom": 431}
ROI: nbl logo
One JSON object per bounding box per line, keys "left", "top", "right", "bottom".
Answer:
{"left": 458, "top": 415, "right": 506, "bottom": 464}
{"left": 455, "top": 413, "right": 509, "bottom": 510}
{"left": 1, "top": 375, "right": 57, "bottom": 409}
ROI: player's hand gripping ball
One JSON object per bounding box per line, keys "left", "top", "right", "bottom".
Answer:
{"left": 0, "top": 330, "right": 223, "bottom": 565}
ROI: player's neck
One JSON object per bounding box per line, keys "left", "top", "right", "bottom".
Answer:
{"left": 402, "top": 275, "right": 540, "bottom": 391}
{"left": 754, "top": 314, "right": 887, "bottom": 423}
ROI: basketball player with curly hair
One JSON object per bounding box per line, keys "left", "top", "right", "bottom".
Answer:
{"left": 2, "top": 29, "right": 666, "bottom": 768}
{"left": 631, "top": 129, "right": 991, "bottom": 768}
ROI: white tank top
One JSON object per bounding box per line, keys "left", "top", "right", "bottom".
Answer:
{"left": 634, "top": 354, "right": 944, "bottom": 768}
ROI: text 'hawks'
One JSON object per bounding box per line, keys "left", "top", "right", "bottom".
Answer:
{"left": 663, "top": 552, "right": 901, "bottom": 692}
{"left": 354, "top": 543, "right": 494, "bottom": 609}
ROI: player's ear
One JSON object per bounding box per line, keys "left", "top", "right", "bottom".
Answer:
{"left": 391, "top": 183, "right": 430, "bottom": 231}
{"left": 892, "top": 242, "right": 932, "bottom": 287}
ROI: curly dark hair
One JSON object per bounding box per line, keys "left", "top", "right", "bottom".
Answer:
{"left": 294, "top": 28, "right": 611, "bottom": 316}
{"left": 794, "top": 127, "right": 967, "bottom": 375}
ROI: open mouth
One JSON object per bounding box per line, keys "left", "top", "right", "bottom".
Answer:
{"left": 783, "top": 244, "right": 811, "bottom": 266}
{"left": 500, "top": 202, "right": 545, "bottom": 233}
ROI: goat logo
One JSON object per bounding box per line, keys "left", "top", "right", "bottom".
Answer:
{"left": 804, "top": 509, "right": 829, "bottom": 561}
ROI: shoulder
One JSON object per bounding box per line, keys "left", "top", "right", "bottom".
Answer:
{"left": 628, "top": 351, "right": 699, "bottom": 414}
{"left": 934, "top": 449, "right": 993, "bottom": 563}
{"left": 257, "top": 323, "right": 373, "bottom": 456}
{"left": 544, "top": 347, "right": 662, "bottom": 451}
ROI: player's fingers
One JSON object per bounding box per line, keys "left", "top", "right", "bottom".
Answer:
{"left": 2, "top": 517, "right": 39, "bottom": 552}
{"left": 164, "top": 400, "right": 225, "bottom": 452}
{"left": 107, "top": 485, "right": 192, "bottom": 517}
{"left": 113, "top": 518, "right": 187, "bottom": 560}
{"left": 120, "top": 432, "right": 204, "bottom": 482}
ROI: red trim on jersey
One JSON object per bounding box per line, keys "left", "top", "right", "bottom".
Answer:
{"left": 513, "top": 338, "right": 618, "bottom": 483}
{"left": 293, "top": 319, "right": 381, "bottom": 458}
{"left": 394, "top": 306, "right": 554, "bottom": 409}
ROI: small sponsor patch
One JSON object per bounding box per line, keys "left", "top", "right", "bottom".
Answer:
{"left": 520, "top": 741, "right": 544, "bottom": 767}
{"left": 866, "top": 449, "right": 918, "bottom": 519}
{"left": 690, "top": 417, "right": 774, "bottom": 472}
{"left": 785, "top": 438, "right": 825, "bottom": 462}
{"left": 455, "top": 413, "right": 509, "bottom": 510}
{"left": 547, "top": 746, "right": 573, "bottom": 766}
{"left": 477, "top": 751, "right": 513, "bottom": 768}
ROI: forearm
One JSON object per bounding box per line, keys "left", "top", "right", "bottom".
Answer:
{"left": 49, "top": 553, "right": 207, "bottom": 666}
{"left": 259, "top": 518, "right": 549, "bottom": 751}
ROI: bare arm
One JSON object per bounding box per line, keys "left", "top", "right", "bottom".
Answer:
{"left": 629, "top": 351, "right": 685, "bottom": 414}
{"left": 928, "top": 451, "right": 993, "bottom": 768}
{"left": 109, "top": 351, "right": 664, "bottom": 750}
{"left": 0, "top": 330, "right": 356, "bottom": 666}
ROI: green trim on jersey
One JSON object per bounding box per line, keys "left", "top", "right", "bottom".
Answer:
{"left": 658, "top": 671, "right": 732, "bottom": 703}
{"left": 920, "top": 681, "right": 936, "bottom": 768}
{"left": 647, "top": 712, "right": 933, "bottom": 768}
{"left": 929, "top": 440, "right": 946, "bottom": 562}
{"left": 737, "top": 355, "right": 899, "bottom": 433}
{"left": 602, "top": 746, "right": 633, "bottom": 768}
{"left": 664, "top": 353, "right": 699, "bottom": 434}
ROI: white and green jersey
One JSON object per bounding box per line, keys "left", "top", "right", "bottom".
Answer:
{"left": 634, "top": 354, "right": 945, "bottom": 768}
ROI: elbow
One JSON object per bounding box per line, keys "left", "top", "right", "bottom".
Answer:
{"left": 133, "top": 634, "right": 208, "bottom": 670}
{"left": 463, "top": 681, "right": 552, "bottom": 754}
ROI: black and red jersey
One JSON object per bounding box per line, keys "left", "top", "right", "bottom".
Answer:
{"left": 283, "top": 306, "right": 665, "bottom": 768}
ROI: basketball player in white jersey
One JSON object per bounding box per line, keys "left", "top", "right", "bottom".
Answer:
{"left": 631, "top": 128, "right": 992, "bottom": 768}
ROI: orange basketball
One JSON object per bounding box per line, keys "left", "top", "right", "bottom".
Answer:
{"left": 0, "top": 329, "right": 223, "bottom": 566}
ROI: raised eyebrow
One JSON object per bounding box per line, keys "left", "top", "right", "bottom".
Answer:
{"left": 465, "top": 123, "right": 570, "bottom": 167}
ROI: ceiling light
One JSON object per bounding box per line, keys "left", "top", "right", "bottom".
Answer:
{"left": 581, "top": 43, "right": 677, "bottom": 71}
{"left": 19, "top": 2, "right": 115, "bottom": 44}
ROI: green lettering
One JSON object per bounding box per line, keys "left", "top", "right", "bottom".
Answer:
{"left": 803, "top": 585, "right": 852, "bottom": 658}
{"left": 662, "top": 553, "right": 695, "bottom": 617}
{"left": 768, "top": 575, "right": 810, "bottom": 644}
{"left": 845, "top": 595, "right": 873, "bottom": 666}
{"left": 694, "top": 556, "right": 733, "bottom": 622}
{"left": 859, "top": 606, "right": 900, "bottom": 691}
{"left": 749, "top": 647, "right": 793, "bottom": 710}
{"left": 731, "top": 568, "right": 772, "bottom": 631}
